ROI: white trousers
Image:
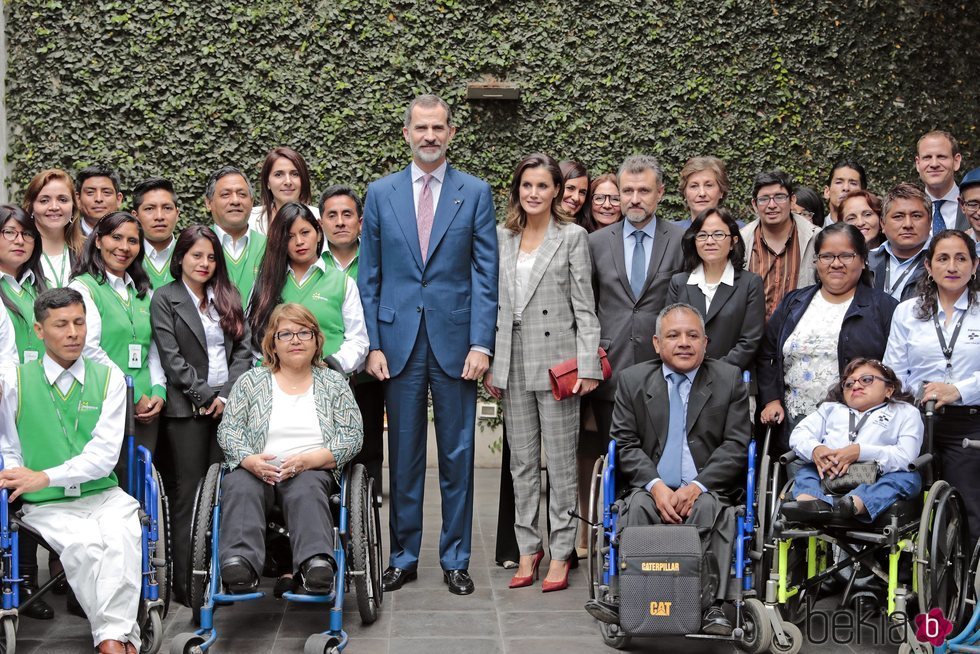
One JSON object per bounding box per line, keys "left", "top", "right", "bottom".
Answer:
{"left": 22, "top": 486, "right": 142, "bottom": 647}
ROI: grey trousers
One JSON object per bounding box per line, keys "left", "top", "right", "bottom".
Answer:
{"left": 218, "top": 467, "right": 335, "bottom": 576}
{"left": 502, "top": 328, "right": 580, "bottom": 560}
{"left": 622, "top": 489, "right": 734, "bottom": 606}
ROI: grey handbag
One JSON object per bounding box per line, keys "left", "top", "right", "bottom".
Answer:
{"left": 820, "top": 462, "right": 881, "bottom": 495}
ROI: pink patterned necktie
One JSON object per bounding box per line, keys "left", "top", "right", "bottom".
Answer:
{"left": 418, "top": 174, "right": 434, "bottom": 262}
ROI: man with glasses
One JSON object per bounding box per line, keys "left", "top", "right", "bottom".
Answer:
{"left": 740, "top": 170, "right": 820, "bottom": 319}
{"left": 867, "top": 183, "right": 932, "bottom": 302}
{"left": 959, "top": 168, "right": 980, "bottom": 254}
{"left": 588, "top": 154, "right": 684, "bottom": 442}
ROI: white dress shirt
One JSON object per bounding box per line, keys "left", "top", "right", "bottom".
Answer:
{"left": 68, "top": 273, "right": 166, "bottom": 394}
{"left": 0, "top": 354, "right": 126, "bottom": 488}
{"left": 410, "top": 160, "right": 447, "bottom": 216}
{"left": 144, "top": 237, "right": 176, "bottom": 275}
{"left": 884, "top": 291, "right": 980, "bottom": 406}
{"left": 40, "top": 247, "right": 71, "bottom": 288}
{"left": 790, "top": 400, "right": 923, "bottom": 474}
{"left": 644, "top": 364, "right": 708, "bottom": 493}
{"left": 686, "top": 261, "right": 735, "bottom": 310}
{"left": 288, "top": 257, "right": 369, "bottom": 374}
{"left": 248, "top": 205, "right": 321, "bottom": 237}
{"left": 182, "top": 282, "right": 228, "bottom": 388}
{"left": 926, "top": 185, "right": 961, "bottom": 232}
{"left": 213, "top": 224, "right": 253, "bottom": 259}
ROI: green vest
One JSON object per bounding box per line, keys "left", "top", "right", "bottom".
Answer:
{"left": 281, "top": 265, "right": 346, "bottom": 358}
{"left": 218, "top": 229, "right": 267, "bottom": 308}
{"left": 1, "top": 279, "right": 44, "bottom": 363}
{"left": 143, "top": 251, "right": 175, "bottom": 289}
{"left": 74, "top": 273, "right": 161, "bottom": 402}
{"left": 15, "top": 358, "right": 117, "bottom": 503}
{"left": 321, "top": 247, "right": 359, "bottom": 282}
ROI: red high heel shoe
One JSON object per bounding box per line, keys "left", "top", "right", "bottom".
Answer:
{"left": 542, "top": 560, "right": 570, "bottom": 593}
{"left": 509, "top": 551, "right": 544, "bottom": 589}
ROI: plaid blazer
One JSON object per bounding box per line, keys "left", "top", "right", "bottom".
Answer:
{"left": 217, "top": 366, "right": 363, "bottom": 481}
{"left": 491, "top": 220, "right": 601, "bottom": 391}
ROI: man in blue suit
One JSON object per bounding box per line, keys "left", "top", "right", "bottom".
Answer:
{"left": 358, "top": 94, "right": 498, "bottom": 595}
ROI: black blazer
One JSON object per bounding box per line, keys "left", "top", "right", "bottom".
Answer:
{"left": 868, "top": 247, "right": 926, "bottom": 303}
{"left": 150, "top": 281, "right": 253, "bottom": 418}
{"left": 667, "top": 268, "right": 765, "bottom": 373}
{"left": 756, "top": 283, "right": 899, "bottom": 452}
{"left": 612, "top": 358, "right": 751, "bottom": 504}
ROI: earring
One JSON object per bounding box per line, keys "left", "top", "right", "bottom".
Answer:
{"left": 927, "top": 274, "right": 935, "bottom": 283}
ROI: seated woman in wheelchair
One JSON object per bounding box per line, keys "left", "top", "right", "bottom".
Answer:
{"left": 780, "top": 357, "right": 923, "bottom": 524}
{"left": 217, "top": 302, "right": 363, "bottom": 596}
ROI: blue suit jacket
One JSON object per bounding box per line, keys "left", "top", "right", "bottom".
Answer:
{"left": 357, "top": 163, "right": 499, "bottom": 378}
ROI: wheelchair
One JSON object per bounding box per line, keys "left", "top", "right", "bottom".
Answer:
{"left": 761, "top": 401, "right": 971, "bottom": 654}
{"left": 585, "top": 430, "right": 799, "bottom": 653}
{"left": 169, "top": 458, "right": 384, "bottom": 654}
{"left": 0, "top": 375, "right": 172, "bottom": 654}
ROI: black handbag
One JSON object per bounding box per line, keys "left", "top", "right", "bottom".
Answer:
{"left": 820, "top": 462, "right": 880, "bottom": 495}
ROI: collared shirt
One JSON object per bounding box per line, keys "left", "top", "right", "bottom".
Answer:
{"left": 80, "top": 220, "right": 94, "bottom": 237}
{"left": 286, "top": 257, "right": 370, "bottom": 374}
{"left": 622, "top": 219, "right": 658, "bottom": 290}
{"left": 926, "top": 184, "right": 961, "bottom": 232}
{"left": 790, "top": 400, "right": 923, "bottom": 474}
{"left": 687, "top": 261, "right": 735, "bottom": 310}
{"left": 884, "top": 290, "right": 980, "bottom": 406}
{"left": 878, "top": 240, "right": 927, "bottom": 301}
{"left": 67, "top": 273, "right": 167, "bottom": 392}
{"left": 1, "top": 269, "right": 34, "bottom": 294}
{"left": 213, "top": 223, "right": 251, "bottom": 259}
{"left": 144, "top": 237, "right": 176, "bottom": 274}
{"left": 750, "top": 223, "right": 800, "bottom": 319}
{"left": 182, "top": 282, "right": 228, "bottom": 388}
{"left": 324, "top": 240, "right": 359, "bottom": 274}
{"left": 40, "top": 247, "right": 71, "bottom": 288}
{"left": 0, "top": 270, "right": 33, "bottom": 364}
{"left": 645, "top": 364, "right": 708, "bottom": 493}
{"left": 0, "top": 354, "right": 126, "bottom": 488}
{"left": 410, "top": 160, "right": 448, "bottom": 217}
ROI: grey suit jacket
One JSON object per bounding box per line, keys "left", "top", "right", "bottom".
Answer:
{"left": 589, "top": 219, "right": 685, "bottom": 402}
{"left": 491, "top": 220, "right": 600, "bottom": 391}
{"left": 613, "top": 358, "right": 751, "bottom": 503}
{"left": 667, "top": 268, "right": 765, "bottom": 373}
{"left": 867, "top": 246, "right": 926, "bottom": 303}
{"left": 150, "top": 281, "right": 254, "bottom": 418}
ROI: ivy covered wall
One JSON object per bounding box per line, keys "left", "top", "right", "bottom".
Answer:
{"left": 5, "top": 0, "right": 979, "bottom": 223}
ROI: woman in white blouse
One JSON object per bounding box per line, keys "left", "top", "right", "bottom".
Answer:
{"left": 247, "top": 147, "right": 320, "bottom": 236}
{"left": 150, "top": 225, "right": 253, "bottom": 605}
{"left": 884, "top": 229, "right": 980, "bottom": 542}
{"left": 780, "top": 358, "right": 923, "bottom": 523}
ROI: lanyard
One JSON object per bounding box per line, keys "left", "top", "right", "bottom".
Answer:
{"left": 848, "top": 403, "right": 886, "bottom": 442}
{"left": 933, "top": 309, "right": 967, "bottom": 382}
{"left": 884, "top": 251, "right": 923, "bottom": 296}
{"left": 45, "top": 379, "right": 83, "bottom": 453}
{"left": 107, "top": 282, "right": 139, "bottom": 342}
{"left": 42, "top": 247, "right": 70, "bottom": 288}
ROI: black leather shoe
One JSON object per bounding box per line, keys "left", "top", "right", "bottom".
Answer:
{"left": 780, "top": 499, "right": 834, "bottom": 523}
{"left": 381, "top": 566, "right": 417, "bottom": 592}
{"left": 443, "top": 569, "right": 475, "bottom": 595}
{"left": 221, "top": 556, "right": 259, "bottom": 594}
{"left": 834, "top": 495, "right": 858, "bottom": 520}
{"left": 300, "top": 555, "right": 336, "bottom": 594}
{"left": 701, "top": 604, "right": 733, "bottom": 635}
{"left": 273, "top": 575, "right": 295, "bottom": 599}
{"left": 19, "top": 567, "right": 54, "bottom": 620}
{"left": 585, "top": 599, "right": 620, "bottom": 625}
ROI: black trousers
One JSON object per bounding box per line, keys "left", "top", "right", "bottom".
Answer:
{"left": 934, "top": 410, "right": 980, "bottom": 545}
{"left": 495, "top": 430, "right": 519, "bottom": 565}
{"left": 219, "top": 467, "right": 336, "bottom": 576}
{"left": 351, "top": 377, "right": 385, "bottom": 496}
{"left": 164, "top": 415, "right": 222, "bottom": 600}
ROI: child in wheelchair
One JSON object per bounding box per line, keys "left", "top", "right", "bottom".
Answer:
{"left": 780, "top": 357, "right": 923, "bottom": 524}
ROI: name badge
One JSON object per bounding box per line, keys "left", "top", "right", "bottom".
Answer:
{"left": 128, "top": 343, "right": 142, "bottom": 369}
{"left": 65, "top": 483, "right": 81, "bottom": 498}
{"left": 23, "top": 350, "right": 38, "bottom": 363}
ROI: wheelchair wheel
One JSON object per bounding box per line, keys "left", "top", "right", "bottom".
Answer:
{"left": 0, "top": 615, "right": 14, "bottom": 654}
{"left": 349, "top": 464, "right": 381, "bottom": 624}
{"left": 769, "top": 621, "right": 802, "bottom": 654}
{"left": 188, "top": 463, "right": 221, "bottom": 626}
{"left": 916, "top": 480, "right": 970, "bottom": 628}
{"left": 586, "top": 455, "right": 604, "bottom": 601}
{"left": 737, "top": 598, "right": 773, "bottom": 654}
{"left": 168, "top": 633, "right": 205, "bottom": 654}
{"left": 139, "top": 606, "right": 163, "bottom": 654}
{"left": 599, "top": 622, "right": 630, "bottom": 650}
{"left": 367, "top": 475, "right": 384, "bottom": 607}
{"left": 304, "top": 633, "right": 341, "bottom": 654}
{"left": 152, "top": 465, "right": 173, "bottom": 619}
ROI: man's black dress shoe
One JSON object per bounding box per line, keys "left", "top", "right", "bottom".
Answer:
{"left": 20, "top": 568, "right": 54, "bottom": 620}
{"left": 701, "top": 604, "right": 733, "bottom": 635}
{"left": 221, "top": 556, "right": 259, "bottom": 594}
{"left": 780, "top": 499, "right": 834, "bottom": 523}
{"left": 381, "top": 566, "right": 417, "bottom": 592}
{"left": 300, "top": 555, "right": 336, "bottom": 594}
{"left": 584, "top": 598, "right": 620, "bottom": 625}
{"left": 444, "top": 569, "right": 475, "bottom": 595}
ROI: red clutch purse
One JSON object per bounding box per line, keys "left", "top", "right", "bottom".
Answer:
{"left": 548, "top": 348, "right": 612, "bottom": 401}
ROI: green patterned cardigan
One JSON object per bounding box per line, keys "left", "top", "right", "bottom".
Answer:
{"left": 217, "top": 365, "right": 363, "bottom": 481}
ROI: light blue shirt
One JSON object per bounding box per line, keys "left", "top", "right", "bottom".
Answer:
{"left": 878, "top": 240, "right": 927, "bottom": 300}
{"left": 622, "top": 219, "right": 658, "bottom": 289}
{"left": 645, "top": 364, "right": 708, "bottom": 493}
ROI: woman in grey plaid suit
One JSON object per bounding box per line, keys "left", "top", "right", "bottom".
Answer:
{"left": 484, "top": 153, "right": 601, "bottom": 592}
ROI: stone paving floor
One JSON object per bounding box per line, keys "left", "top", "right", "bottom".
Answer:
{"left": 15, "top": 468, "right": 902, "bottom": 653}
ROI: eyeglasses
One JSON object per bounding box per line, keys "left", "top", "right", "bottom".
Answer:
{"left": 963, "top": 200, "right": 980, "bottom": 213}
{"left": 592, "top": 194, "right": 621, "bottom": 206}
{"left": 0, "top": 228, "right": 35, "bottom": 243}
{"left": 816, "top": 252, "right": 859, "bottom": 264}
{"left": 842, "top": 374, "right": 887, "bottom": 390}
{"left": 755, "top": 193, "right": 790, "bottom": 206}
{"left": 694, "top": 231, "right": 731, "bottom": 242}
{"left": 796, "top": 210, "right": 815, "bottom": 219}
{"left": 274, "top": 329, "right": 314, "bottom": 342}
